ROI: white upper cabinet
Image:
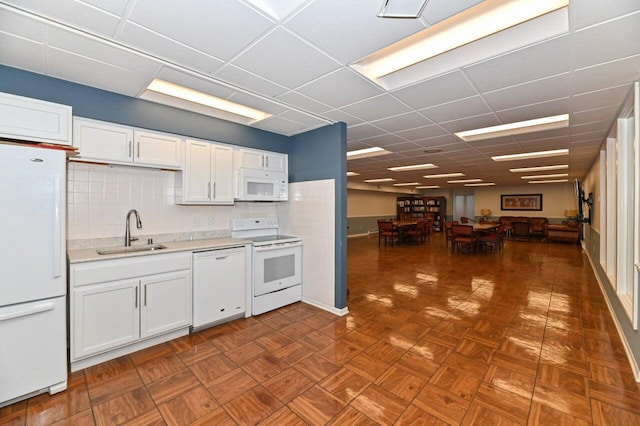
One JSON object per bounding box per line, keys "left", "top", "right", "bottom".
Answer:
{"left": 236, "top": 148, "right": 287, "bottom": 173}
{"left": 72, "top": 117, "right": 182, "bottom": 169}
{"left": 176, "top": 139, "right": 234, "bottom": 205}
{"left": 0, "top": 92, "right": 72, "bottom": 146}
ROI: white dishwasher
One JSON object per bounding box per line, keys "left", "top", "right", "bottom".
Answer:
{"left": 192, "top": 246, "right": 246, "bottom": 330}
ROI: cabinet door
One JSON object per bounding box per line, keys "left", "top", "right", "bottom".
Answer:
{"left": 134, "top": 130, "right": 182, "bottom": 169}
{"left": 263, "top": 152, "right": 287, "bottom": 173}
{"left": 140, "top": 270, "right": 192, "bottom": 339}
{"left": 73, "top": 118, "right": 133, "bottom": 163}
{"left": 0, "top": 92, "right": 72, "bottom": 145}
{"left": 72, "top": 279, "right": 139, "bottom": 360}
{"left": 183, "top": 139, "right": 212, "bottom": 203}
{"left": 211, "top": 145, "right": 234, "bottom": 204}
{"left": 237, "top": 149, "right": 265, "bottom": 170}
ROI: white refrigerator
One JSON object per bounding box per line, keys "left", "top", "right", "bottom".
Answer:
{"left": 0, "top": 143, "right": 67, "bottom": 406}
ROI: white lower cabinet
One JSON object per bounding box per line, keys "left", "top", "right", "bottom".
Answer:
{"left": 70, "top": 252, "right": 192, "bottom": 370}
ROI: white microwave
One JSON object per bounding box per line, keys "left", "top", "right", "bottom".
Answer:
{"left": 235, "top": 168, "right": 288, "bottom": 201}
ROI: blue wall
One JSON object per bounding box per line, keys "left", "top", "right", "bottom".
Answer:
{"left": 0, "top": 65, "right": 289, "bottom": 153}
{"left": 290, "top": 123, "right": 348, "bottom": 309}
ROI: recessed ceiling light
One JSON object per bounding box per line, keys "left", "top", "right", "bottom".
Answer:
{"left": 347, "top": 147, "right": 391, "bottom": 160}
{"left": 521, "top": 173, "right": 568, "bottom": 179}
{"left": 529, "top": 179, "right": 569, "bottom": 184}
{"left": 465, "top": 182, "right": 496, "bottom": 187}
{"left": 142, "top": 79, "right": 271, "bottom": 124}
{"left": 377, "top": 0, "right": 428, "bottom": 18}
{"left": 492, "top": 149, "right": 569, "bottom": 162}
{"left": 388, "top": 163, "right": 438, "bottom": 171}
{"left": 510, "top": 165, "right": 569, "bottom": 172}
{"left": 352, "top": 0, "right": 568, "bottom": 87}
{"left": 448, "top": 179, "right": 483, "bottom": 184}
{"left": 346, "top": 171, "right": 360, "bottom": 176}
{"left": 364, "top": 178, "right": 396, "bottom": 183}
{"left": 415, "top": 185, "right": 441, "bottom": 189}
{"left": 393, "top": 182, "right": 421, "bottom": 186}
{"left": 424, "top": 172, "right": 465, "bottom": 179}
{"left": 455, "top": 114, "right": 569, "bottom": 141}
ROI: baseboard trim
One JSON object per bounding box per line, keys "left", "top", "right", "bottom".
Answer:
{"left": 302, "top": 298, "right": 349, "bottom": 316}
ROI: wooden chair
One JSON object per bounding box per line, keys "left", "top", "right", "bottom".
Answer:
{"left": 444, "top": 221, "right": 454, "bottom": 247}
{"left": 405, "top": 220, "right": 427, "bottom": 243}
{"left": 451, "top": 224, "right": 475, "bottom": 254}
{"left": 476, "top": 224, "right": 505, "bottom": 253}
{"left": 423, "top": 219, "right": 434, "bottom": 242}
{"left": 511, "top": 221, "right": 531, "bottom": 241}
{"left": 377, "top": 220, "right": 399, "bottom": 247}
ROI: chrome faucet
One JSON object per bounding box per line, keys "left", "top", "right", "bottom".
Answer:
{"left": 125, "top": 209, "right": 142, "bottom": 246}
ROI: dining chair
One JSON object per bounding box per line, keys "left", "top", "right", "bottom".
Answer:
{"left": 511, "top": 221, "right": 531, "bottom": 241}
{"left": 405, "top": 220, "right": 427, "bottom": 243}
{"left": 477, "top": 224, "right": 504, "bottom": 253}
{"left": 451, "top": 224, "right": 475, "bottom": 254}
{"left": 423, "top": 219, "right": 434, "bottom": 242}
{"left": 377, "top": 219, "right": 399, "bottom": 247}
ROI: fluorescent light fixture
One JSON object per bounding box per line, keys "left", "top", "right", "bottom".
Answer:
{"left": 393, "top": 182, "right": 420, "bottom": 186}
{"left": 447, "top": 179, "right": 483, "bottom": 184}
{"left": 424, "top": 172, "right": 465, "bottom": 179}
{"left": 529, "top": 179, "right": 569, "bottom": 184}
{"left": 378, "top": 0, "right": 428, "bottom": 18}
{"left": 416, "top": 185, "right": 441, "bottom": 189}
{"left": 364, "top": 178, "right": 396, "bottom": 183}
{"left": 510, "top": 164, "right": 568, "bottom": 172}
{"left": 455, "top": 114, "right": 569, "bottom": 141}
{"left": 352, "top": 0, "right": 568, "bottom": 85}
{"left": 465, "top": 182, "right": 496, "bottom": 187}
{"left": 388, "top": 163, "right": 437, "bottom": 171}
{"left": 492, "top": 149, "right": 569, "bottom": 162}
{"left": 521, "top": 173, "right": 568, "bottom": 179}
{"left": 346, "top": 171, "right": 360, "bottom": 176}
{"left": 142, "top": 79, "right": 271, "bottom": 124}
{"left": 347, "top": 147, "right": 391, "bottom": 160}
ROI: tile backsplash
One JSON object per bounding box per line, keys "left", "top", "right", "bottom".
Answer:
{"left": 67, "top": 162, "right": 277, "bottom": 241}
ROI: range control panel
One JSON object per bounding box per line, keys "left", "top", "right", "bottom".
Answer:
{"left": 231, "top": 217, "right": 279, "bottom": 232}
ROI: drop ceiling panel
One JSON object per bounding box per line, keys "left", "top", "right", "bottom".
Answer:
{"left": 118, "top": 23, "right": 225, "bottom": 75}
{"left": 275, "top": 91, "right": 332, "bottom": 114}
{"left": 2, "top": 0, "right": 121, "bottom": 36}
{"left": 232, "top": 28, "right": 340, "bottom": 89}
{"left": 396, "top": 125, "right": 448, "bottom": 142}
{"left": 128, "top": 0, "right": 273, "bottom": 61}
{"left": 226, "top": 91, "right": 288, "bottom": 115}
{"left": 483, "top": 73, "right": 571, "bottom": 111}
{"left": 392, "top": 71, "right": 478, "bottom": 110}
{"left": 573, "top": 0, "right": 640, "bottom": 29}
{"left": 571, "top": 105, "right": 620, "bottom": 126}
{"left": 46, "top": 46, "right": 152, "bottom": 96}
{"left": 420, "top": 96, "right": 491, "bottom": 123}
{"left": 251, "top": 115, "right": 309, "bottom": 135}
{"left": 384, "top": 141, "right": 425, "bottom": 153}
{"left": 0, "top": 32, "right": 46, "bottom": 73}
{"left": 572, "top": 55, "right": 640, "bottom": 95}
{"left": 286, "top": 0, "right": 426, "bottom": 64}
{"left": 278, "top": 109, "right": 327, "bottom": 128}
{"left": 341, "top": 94, "right": 412, "bottom": 122}
{"left": 438, "top": 113, "right": 501, "bottom": 133}
{"left": 0, "top": 7, "right": 45, "bottom": 41}
{"left": 215, "top": 64, "right": 288, "bottom": 98}
{"left": 495, "top": 98, "right": 569, "bottom": 124}
{"left": 371, "top": 112, "right": 433, "bottom": 133}
{"left": 296, "top": 68, "right": 383, "bottom": 109}
{"left": 324, "top": 109, "right": 364, "bottom": 126}
{"left": 571, "top": 85, "right": 631, "bottom": 112}
{"left": 346, "top": 123, "right": 387, "bottom": 140}
{"left": 358, "top": 133, "right": 406, "bottom": 146}
{"left": 463, "top": 35, "right": 571, "bottom": 93}
{"left": 573, "top": 11, "right": 640, "bottom": 70}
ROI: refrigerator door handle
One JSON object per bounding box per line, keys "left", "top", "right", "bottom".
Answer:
{"left": 0, "top": 301, "right": 54, "bottom": 322}
{"left": 53, "top": 176, "right": 62, "bottom": 278}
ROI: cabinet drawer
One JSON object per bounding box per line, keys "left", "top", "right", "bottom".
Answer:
{"left": 71, "top": 252, "right": 191, "bottom": 287}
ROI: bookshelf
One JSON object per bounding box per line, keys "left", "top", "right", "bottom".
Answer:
{"left": 396, "top": 196, "right": 447, "bottom": 232}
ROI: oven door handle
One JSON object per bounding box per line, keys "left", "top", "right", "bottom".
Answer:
{"left": 254, "top": 241, "right": 302, "bottom": 252}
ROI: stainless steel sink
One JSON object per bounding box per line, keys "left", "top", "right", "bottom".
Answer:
{"left": 96, "top": 244, "right": 167, "bottom": 255}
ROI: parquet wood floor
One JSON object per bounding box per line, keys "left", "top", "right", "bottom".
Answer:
{"left": 2, "top": 234, "right": 640, "bottom": 425}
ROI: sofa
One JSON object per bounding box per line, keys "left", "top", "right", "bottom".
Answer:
{"left": 498, "top": 216, "right": 548, "bottom": 239}
{"left": 547, "top": 221, "right": 581, "bottom": 244}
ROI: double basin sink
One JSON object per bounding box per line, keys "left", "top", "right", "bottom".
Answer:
{"left": 96, "top": 244, "right": 167, "bottom": 255}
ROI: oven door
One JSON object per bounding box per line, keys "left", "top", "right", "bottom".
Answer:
{"left": 253, "top": 241, "right": 302, "bottom": 296}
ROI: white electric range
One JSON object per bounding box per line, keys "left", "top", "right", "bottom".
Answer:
{"left": 231, "top": 218, "right": 302, "bottom": 315}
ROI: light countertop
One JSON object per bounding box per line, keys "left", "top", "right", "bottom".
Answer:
{"left": 68, "top": 237, "right": 251, "bottom": 263}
